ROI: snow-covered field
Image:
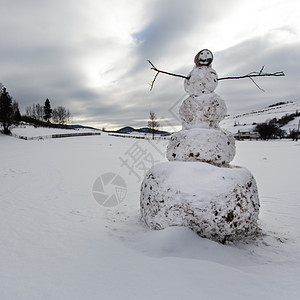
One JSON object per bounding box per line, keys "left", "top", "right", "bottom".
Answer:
{"left": 11, "top": 125, "right": 101, "bottom": 139}
{"left": 1, "top": 128, "right": 300, "bottom": 300}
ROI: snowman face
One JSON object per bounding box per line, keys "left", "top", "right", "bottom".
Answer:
{"left": 194, "top": 49, "right": 213, "bottom": 67}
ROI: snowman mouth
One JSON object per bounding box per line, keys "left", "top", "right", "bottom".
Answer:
{"left": 199, "top": 58, "right": 212, "bottom": 65}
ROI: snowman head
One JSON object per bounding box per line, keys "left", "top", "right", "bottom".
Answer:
{"left": 194, "top": 49, "right": 213, "bottom": 67}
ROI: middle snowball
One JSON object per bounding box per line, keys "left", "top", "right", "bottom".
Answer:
{"left": 179, "top": 93, "right": 227, "bottom": 129}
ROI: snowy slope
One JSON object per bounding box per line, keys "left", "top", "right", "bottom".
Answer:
{"left": 0, "top": 131, "right": 300, "bottom": 299}
{"left": 221, "top": 101, "right": 300, "bottom": 134}
{"left": 11, "top": 124, "right": 101, "bottom": 139}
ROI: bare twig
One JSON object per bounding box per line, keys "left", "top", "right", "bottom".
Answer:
{"left": 149, "top": 71, "right": 159, "bottom": 91}
{"left": 148, "top": 60, "right": 285, "bottom": 92}
{"left": 218, "top": 68, "right": 285, "bottom": 92}
{"left": 148, "top": 60, "right": 189, "bottom": 91}
{"left": 259, "top": 66, "right": 265, "bottom": 75}
{"left": 217, "top": 70, "right": 285, "bottom": 81}
{"left": 249, "top": 77, "right": 265, "bottom": 92}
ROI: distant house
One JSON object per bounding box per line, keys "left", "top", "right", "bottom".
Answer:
{"left": 234, "top": 130, "right": 259, "bottom": 140}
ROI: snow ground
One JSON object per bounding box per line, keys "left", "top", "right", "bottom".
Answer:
{"left": 11, "top": 124, "right": 100, "bottom": 138}
{"left": 0, "top": 129, "right": 299, "bottom": 300}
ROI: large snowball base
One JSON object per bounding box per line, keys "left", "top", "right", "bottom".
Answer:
{"left": 140, "top": 162, "right": 260, "bottom": 243}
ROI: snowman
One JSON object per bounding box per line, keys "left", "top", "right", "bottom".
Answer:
{"left": 167, "top": 49, "right": 235, "bottom": 165}
{"left": 140, "top": 50, "right": 260, "bottom": 243}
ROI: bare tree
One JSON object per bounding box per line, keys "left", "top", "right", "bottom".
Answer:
{"left": 148, "top": 111, "right": 159, "bottom": 140}
{"left": 32, "top": 104, "right": 37, "bottom": 119}
{"left": 35, "top": 104, "right": 44, "bottom": 120}
{"left": 53, "top": 106, "right": 66, "bottom": 124}
{"left": 25, "top": 104, "right": 44, "bottom": 120}
{"left": 52, "top": 106, "right": 71, "bottom": 125}
{"left": 26, "top": 106, "right": 32, "bottom": 117}
{"left": 66, "top": 109, "right": 71, "bottom": 124}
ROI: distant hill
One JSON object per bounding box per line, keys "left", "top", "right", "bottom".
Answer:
{"left": 221, "top": 101, "right": 300, "bottom": 134}
{"left": 67, "top": 124, "right": 101, "bottom": 131}
{"left": 109, "top": 126, "right": 171, "bottom": 136}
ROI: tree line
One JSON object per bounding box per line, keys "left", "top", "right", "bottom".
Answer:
{"left": 255, "top": 111, "right": 300, "bottom": 140}
{"left": 0, "top": 83, "right": 71, "bottom": 134}
{"left": 25, "top": 100, "right": 71, "bottom": 125}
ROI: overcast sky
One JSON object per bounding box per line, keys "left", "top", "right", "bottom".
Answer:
{"left": 1, "top": 0, "right": 300, "bottom": 130}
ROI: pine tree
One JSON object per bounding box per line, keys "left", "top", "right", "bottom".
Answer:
{"left": 43, "top": 98, "right": 52, "bottom": 122}
{"left": 0, "top": 86, "right": 13, "bottom": 134}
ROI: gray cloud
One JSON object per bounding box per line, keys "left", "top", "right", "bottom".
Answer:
{"left": 131, "top": 0, "right": 237, "bottom": 74}
{"left": 1, "top": 0, "right": 299, "bottom": 131}
{"left": 215, "top": 35, "right": 300, "bottom": 114}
